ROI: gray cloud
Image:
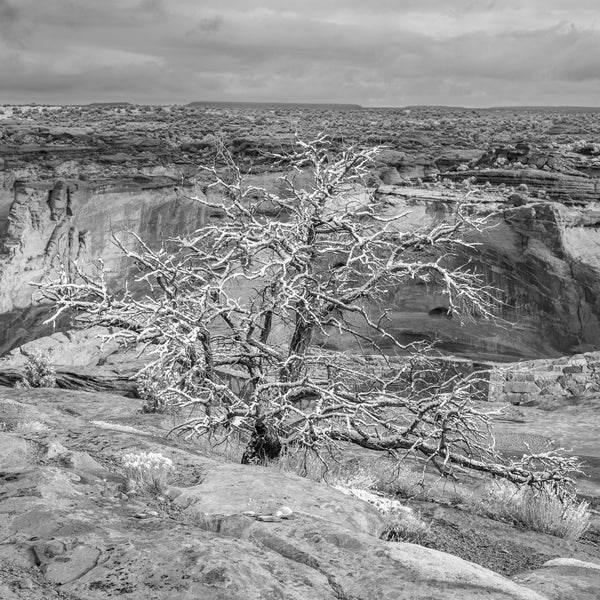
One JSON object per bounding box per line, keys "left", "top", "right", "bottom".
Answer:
{"left": 0, "top": 0, "right": 24, "bottom": 41}
{"left": 0, "top": 0, "right": 17, "bottom": 21}
{"left": 1, "top": 0, "right": 599, "bottom": 106}
{"left": 193, "top": 15, "right": 225, "bottom": 34}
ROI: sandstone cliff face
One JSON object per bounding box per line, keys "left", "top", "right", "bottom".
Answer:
{"left": 319, "top": 187, "right": 600, "bottom": 361}
{"left": 3, "top": 177, "right": 600, "bottom": 361}
{"left": 0, "top": 176, "right": 205, "bottom": 353}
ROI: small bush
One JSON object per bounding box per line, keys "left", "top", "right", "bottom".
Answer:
{"left": 14, "top": 421, "right": 50, "bottom": 434}
{"left": 136, "top": 369, "right": 171, "bottom": 413}
{"left": 443, "top": 487, "right": 473, "bottom": 507}
{"left": 479, "top": 482, "right": 590, "bottom": 541}
{"left": 374, "top": 464, "right": 426, "bottom": 499}
{"left": 381, "top": 508, "right": 431, "bottom": 544}
{"left": 120, "top": 451, "right": 174, "bottom": 495}
{"left": 15, "top": 350, "right": 56, "bottom": 389}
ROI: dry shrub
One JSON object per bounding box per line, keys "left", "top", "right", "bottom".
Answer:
{"left": 373, "top": 464, "right": 426, "bottom": 499}
{"left": 14, "top": 421, "right": 50, "bottom": 434}
{"left": 479, "top": 482, "right": 590, "bottom": 541}
{"left": 120, "top": 451, "right": 174, "bottom": 495}
{"left": 381, "top": 509, "right": 431, "bottom": 544}
{"left": 136, "top": 369, "right": 171, "bottom": 413}
{"left": 15, "top": 350, "right": 56, "bottom": 389}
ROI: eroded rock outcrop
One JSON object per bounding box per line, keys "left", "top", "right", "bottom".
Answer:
{"left": 488, "top": 351, "right": 600, "bottom": 405}
{"left": 448, "top": 168, "right": 600, "bottom": 204}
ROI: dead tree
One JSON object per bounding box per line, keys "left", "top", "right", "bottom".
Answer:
{"left": 39, "top": 134, "right": 583, "bottom": 496}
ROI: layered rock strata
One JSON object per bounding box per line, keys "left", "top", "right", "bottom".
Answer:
{"left": 4, "top": 178, "right": 600, "bottom": 361}
{"left": 447, "top": 168, "right": 600, "bottom": 204}
{"left": 488, "top": 352, "right": 600, "bottom": 406}
{"left": 0, "top": 175, "right": 205, "bottom": 353}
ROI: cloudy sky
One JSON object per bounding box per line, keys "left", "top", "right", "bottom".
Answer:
{"left": 1, "top": 0, "right": 599, "bottom": 107}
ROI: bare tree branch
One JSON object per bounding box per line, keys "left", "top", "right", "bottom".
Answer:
{"left": 36, "top": 134, "right": 583, "bottom": 497}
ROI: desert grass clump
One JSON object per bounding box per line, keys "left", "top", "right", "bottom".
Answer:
{"left": 479, "top": 482, "right": 590, "bottom": 541}
{"left": 15, "top": 350, "right": 56, "bottom": 389}
{"left": 120, "top": 451, "right": 174, "bottom": 495}
{"left": 14, "top": 420, "right": 50, "bottom": 434}
{"left": 373, "top": 464, "right": 426, "bottom": 499}
{"left": 442, "top": 486, "right": 474, "bottom": 507}
{"left": 381, "top": 508, "right": 431, "bottom": 544}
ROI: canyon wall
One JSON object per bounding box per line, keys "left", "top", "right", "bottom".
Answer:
{"left": 2, "top": 109, "right": 600, "bottom": 361}
{"left": 0, "top": 176, "right": 205, "bottom": 353}
{"left": 3, "top": 175, "right": 600, "bottom": 361}
{"left": 318, "top": 185, "right": 600, "bottom": 361}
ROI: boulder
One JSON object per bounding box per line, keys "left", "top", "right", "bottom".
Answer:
{"left": 514, "top": 558, "right": 600, "bottom": 600}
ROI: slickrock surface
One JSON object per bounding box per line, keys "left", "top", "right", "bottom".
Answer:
{"left": 2, "top": 386, "right": 598, "bottom": 599}
{"left": 514, "top": 559, "right": 600, "bottom": 600}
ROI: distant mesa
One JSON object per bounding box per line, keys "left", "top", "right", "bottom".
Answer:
{"left": 87, "top": 102, "right": 132, "bottom": 107}
{"left": 187, "top": 100, "right": 363, "bottom": 110}
{"left": 399, "top": 105, "right": 600, "bottom": 114}
{"left": 483, "top": 106, "right": 600, "bottom": 114}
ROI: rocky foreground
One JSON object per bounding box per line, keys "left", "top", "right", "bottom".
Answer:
{"left": 1, "top": 386, "right": 599, "bottom": 600}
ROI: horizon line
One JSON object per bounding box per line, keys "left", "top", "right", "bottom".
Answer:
{"left": 3, "top": 100, "right": 600, "bottom": 111}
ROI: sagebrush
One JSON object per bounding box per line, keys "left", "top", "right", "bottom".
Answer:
{"left": 120, "top": 451, "right": 174, "bottom": 495}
